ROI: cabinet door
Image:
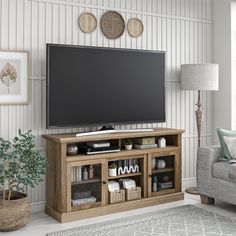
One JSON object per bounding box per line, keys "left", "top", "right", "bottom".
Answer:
{"left": 66, "top": 159, "right": 107, "bottom": 212}
{"left": 147, "top": 152, "right": 180, "bottom": 197}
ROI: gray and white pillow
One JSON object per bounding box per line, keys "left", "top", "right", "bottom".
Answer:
{"left": 223, "top": 136, "right": 236, "bottom": 163}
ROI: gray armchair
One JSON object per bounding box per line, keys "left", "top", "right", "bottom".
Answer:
{"left": 197, "top": 146, "right": 236, "bottom": 205}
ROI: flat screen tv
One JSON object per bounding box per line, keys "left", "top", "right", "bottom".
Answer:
{"left": 46, "top": 44, "right": 165, "bottom": 129}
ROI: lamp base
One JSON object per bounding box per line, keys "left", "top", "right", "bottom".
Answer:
{"left": 185, "top": 187, "right": 199, "bottom": 195}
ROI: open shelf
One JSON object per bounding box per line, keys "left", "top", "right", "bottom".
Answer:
{"left": 108, "top": 172, "right": 143, "bottom": 180}
{"left": 66, "top": 146, "right": 179, "bottom": 162}
{"left": 152, "top": 167, "right": 174, "bottom": 174}
{"left": 72, "top": 178, "right": 101, "bottom": 186}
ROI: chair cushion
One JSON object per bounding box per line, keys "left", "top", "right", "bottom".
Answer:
{"left": 216, "top": 128, "right": 236, "bottom": 161}
{"left": 213, "top": 162, "right": 236, "bottom": 183}
{"left": 223, "top": 136, "right": 236, "bottom": 161}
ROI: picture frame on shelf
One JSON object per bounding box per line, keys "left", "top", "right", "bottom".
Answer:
{"left": 0, "top": 51, "right": 28, "bottom": 104}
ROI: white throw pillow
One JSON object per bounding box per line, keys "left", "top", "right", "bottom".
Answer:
{"left": 223, "top": 136, "right": 236, "bottom": 161}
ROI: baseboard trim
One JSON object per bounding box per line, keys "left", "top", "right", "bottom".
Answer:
{"left": 182, "top": 177, "right": 196, "bottom": 191}
{"left": 31, "top": 201, "right": 46, "bottom": 213}
{"left": 30, "top": 178, "right": 197, "bottom": 213}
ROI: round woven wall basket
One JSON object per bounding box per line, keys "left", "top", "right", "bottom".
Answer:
{"left": 100, "top": 11, "right": 125, "bottom": 39}
{"left": 0, "top": 191, "right": 30, "bottom": 232}
{"left": 127, "top": 18, "right": 143, "bottom": 38}
{"left": 79, "top": 12, "right": 97, "bottom": 33}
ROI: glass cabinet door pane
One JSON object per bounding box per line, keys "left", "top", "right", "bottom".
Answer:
{"left": 151, "top": 156, "right": 175, "bottom": 193}
{"left": 70, "top": 164, "right": 102, "bottom": 208}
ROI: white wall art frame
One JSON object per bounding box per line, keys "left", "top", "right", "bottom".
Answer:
{"left": 0, "top": 51, "right": 28, "bottom": 104}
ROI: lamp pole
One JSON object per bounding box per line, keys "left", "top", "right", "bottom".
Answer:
{"left": 196, "top": 90, "right": 203, "bottom": 148}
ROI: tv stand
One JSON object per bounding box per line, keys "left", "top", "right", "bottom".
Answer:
{"left": 76, "top": 128, "right": 154, "bottom": 137}
{"left": 43, "top": 128, "right": 184, "bottom": 223}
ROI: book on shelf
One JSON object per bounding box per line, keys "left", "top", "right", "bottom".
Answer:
{"left": 71, "top": 196, "right": 96, "bottom": 207}
{"left": 134, "top": 143, "right": 157, "bottom": 149}
{"left": 136, "top": 137, "right": 156, "bottom": 145}
{"left": 158, "top": 181, "right": 173, "bottom": 189}
{"left": 71, "top": 166, "right": 82, "bottom": 182}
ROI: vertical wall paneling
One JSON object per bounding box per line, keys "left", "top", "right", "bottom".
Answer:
{"left": 0, "top": 0, "right": 213, "bottom": 204}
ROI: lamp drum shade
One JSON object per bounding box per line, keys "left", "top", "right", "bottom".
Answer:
{"left": 181, "top": 64, "right": 219, "bottom": 91}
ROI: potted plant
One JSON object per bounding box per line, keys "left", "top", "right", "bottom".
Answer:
{"left": 108, "top": 162, "right": 117, "bottom": 177}
{"left": 0, "top": 130, "right": 47, "bottom": 232}
{"left": 124, "top": 139, "right": 133, "bottom": 150}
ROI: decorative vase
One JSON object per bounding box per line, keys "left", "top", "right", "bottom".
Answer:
{"left": 108, "top": 168, "right": 117, "bottom": 177}
{"left": 0, "top": 191, "right": 30, "bottom": 232}
{"left": 152, "top": 158, "right": 156, "bottom": 169}
{"left": 158, "top": 137, "right": 166, "bottom": 148}
{"left": 156, "top": 159, "right": 166, "bottom": 169}
{"left": 125, "top": 144, "right": 133, "bottom": 150}
{"left": 67, "top": 144, "right": 79, "bottom": 155}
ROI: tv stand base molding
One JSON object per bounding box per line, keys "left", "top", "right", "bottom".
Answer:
{"left": 43, "top": 128, "right": 184, "bottom": 223}
{"left": 45, "top": 193, "right": 184, "bottom": 223}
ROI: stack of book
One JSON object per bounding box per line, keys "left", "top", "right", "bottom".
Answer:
{"left": 71, "top": 196, "right": 96, "bottom": 207}
{"left": 158, "top": 181, "right": 173, "bottom": 190}
{"left": 134, "top": 137, "right": 157, "bottom": 149}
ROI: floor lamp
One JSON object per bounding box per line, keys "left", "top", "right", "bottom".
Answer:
{"left": 181, "top": 64, "right": 219, "bottom": 195}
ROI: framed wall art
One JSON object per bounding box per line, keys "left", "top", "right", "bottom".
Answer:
{"left": 0, "top": 51, "right": 28, "bottom": 104}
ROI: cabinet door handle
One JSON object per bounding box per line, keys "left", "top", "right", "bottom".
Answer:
{"left": 102, "top": 181, "right": 107, "bottom": 184}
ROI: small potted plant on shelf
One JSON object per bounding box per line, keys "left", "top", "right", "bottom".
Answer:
{"left": 108, "top": 162, "right": 117, "bottom": 177}
{"left": 0, "top": 130, "right": 47, "bottom": 232}
{"left": 124, "top": 139, "right": 133, "bottom": 150}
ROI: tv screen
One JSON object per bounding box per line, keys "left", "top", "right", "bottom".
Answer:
{"left": 46, "top": 44, "right": 165, "bottom": 128}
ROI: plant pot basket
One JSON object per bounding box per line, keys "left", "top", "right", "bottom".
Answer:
{"left": 0, "top": 191, "right": 30, "bottom": 232}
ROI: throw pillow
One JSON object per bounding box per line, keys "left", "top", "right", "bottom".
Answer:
{"left": 216, "top": 128, "right": 236, "bottom": 161}
{"left": 223, "top": 136, "right": 236, "bottom": 161}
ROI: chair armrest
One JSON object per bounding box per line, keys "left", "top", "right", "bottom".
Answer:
{"left": 197, "top": 146, "right": 221, "bottom": 184}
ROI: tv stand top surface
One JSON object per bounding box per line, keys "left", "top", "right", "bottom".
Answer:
{"left": 43, "top": 128, "right": 184, "bottom": 144}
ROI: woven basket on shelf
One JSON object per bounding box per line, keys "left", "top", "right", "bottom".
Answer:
{"left": 0, "top": 191, "right": 30, "bottom": 232}
{"left": 109, "top": 189, "right": 125, "bottom": 204}
{"left": 125, "top": 187, "right": 141, "bottom": 201}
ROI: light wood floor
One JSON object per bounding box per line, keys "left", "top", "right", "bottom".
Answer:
{"left": 2, "top": 193, "right": 236, "bottom": 236}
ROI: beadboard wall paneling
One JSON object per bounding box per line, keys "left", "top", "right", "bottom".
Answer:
{"left": 0, "top": 0, "right": 213, "bottom": 204}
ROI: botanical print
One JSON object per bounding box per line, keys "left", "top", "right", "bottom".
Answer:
{"left": 0, "top": 51, "right": 27, "bottom": 104}
{"left": 0, "top": 59, "right": 20, "bottom": 95}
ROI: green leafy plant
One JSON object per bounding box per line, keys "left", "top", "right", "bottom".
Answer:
{"left": 125, "top": 139, "right": 133, "bottom": 145}
{"left": 0, "top": 130, "right": 47, "bottom": 201}
{"left": 109, "top": 162, "right": 117, "bottom": 169}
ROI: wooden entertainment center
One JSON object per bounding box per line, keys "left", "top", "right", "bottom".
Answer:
{"left": 43, "top": 128, "right": 184, "bottom": 223}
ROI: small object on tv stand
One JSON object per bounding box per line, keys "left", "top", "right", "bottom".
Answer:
{"left": 67, "top": 144, "right": 79, "bottom": 155}
{"left": 88, "top": 165, "right": 94, "bottom": 179}
{"left": 158, "top": 137, "right": 166, "bottom": 148}
{"left": 82, "top": 167, "right": 88, "bottom": 181}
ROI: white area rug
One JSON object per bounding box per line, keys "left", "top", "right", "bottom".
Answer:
{"left": 47, "top": 205, "right": 236, "bottom": 236}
